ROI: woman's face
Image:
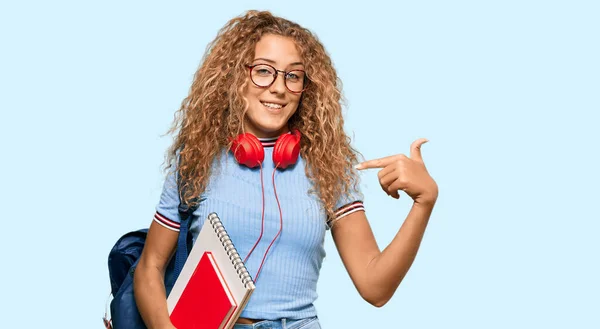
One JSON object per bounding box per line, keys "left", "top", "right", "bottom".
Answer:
{"left": 243, "top": 34, "right": 304, "bottom": 138}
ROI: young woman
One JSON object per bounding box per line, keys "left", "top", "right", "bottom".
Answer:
{"left": 134, "top": 10, "right": 438, "bottom": 329}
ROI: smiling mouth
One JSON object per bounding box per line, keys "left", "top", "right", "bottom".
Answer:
{"left": 261, "top": 101, "right": 285, "bottom": 110}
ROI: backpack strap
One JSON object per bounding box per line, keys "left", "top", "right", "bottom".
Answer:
{"left": 173, "top": 160, "right": 201, "bottom": 281}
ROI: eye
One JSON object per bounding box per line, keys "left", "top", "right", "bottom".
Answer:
{"left": 253, "top": 65, "right": 275, "bottom": 76}
{"left": 286, "top": 71, "right": 304, "bottom": 82}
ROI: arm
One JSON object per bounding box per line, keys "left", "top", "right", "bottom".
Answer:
{"left": 331, "top": 202, "right": 434, "bottom": 307}
{"left": 134, "top": 221, "right": 179, "bottom": 329}
{"left": 332, "top": 138, "right": 438, "bottom": 307}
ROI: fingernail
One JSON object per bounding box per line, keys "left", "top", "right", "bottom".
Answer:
{"left": 354, "top": 164, "right": 361, "bottom": 169}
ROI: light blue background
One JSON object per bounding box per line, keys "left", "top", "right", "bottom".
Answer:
{"left": 1, "top": 1, "right": 598, "bottom": 328}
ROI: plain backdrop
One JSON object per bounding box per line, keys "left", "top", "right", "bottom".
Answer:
{"left": 1, "top": 1, "right": 598, "bottom": 328}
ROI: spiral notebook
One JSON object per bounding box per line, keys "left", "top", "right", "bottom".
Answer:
{"left": 167, "top": 213, "right": 255, "bottom": 329}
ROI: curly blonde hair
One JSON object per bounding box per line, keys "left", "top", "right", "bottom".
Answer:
{"left": 166, "top": 10, "right": 360, "bottom": 220}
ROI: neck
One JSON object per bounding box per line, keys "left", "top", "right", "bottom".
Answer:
{"left": 246, "top": 127, "right": 290, "bottom": 139}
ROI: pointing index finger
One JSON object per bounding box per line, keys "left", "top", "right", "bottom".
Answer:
{"left": 355, "top": 154, "right": 400, "bottom": 170}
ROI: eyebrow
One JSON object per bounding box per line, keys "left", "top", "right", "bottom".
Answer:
{"left": 253, "top": 57, "right": 304, "bottom": 67}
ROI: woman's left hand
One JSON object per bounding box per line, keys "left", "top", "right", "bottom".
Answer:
{"left": 355, "top": 138, "right": 438, "bottom": 206}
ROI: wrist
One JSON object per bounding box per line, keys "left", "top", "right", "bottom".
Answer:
{"left": 414, "top": 194, "right": 437, "bottom": 209}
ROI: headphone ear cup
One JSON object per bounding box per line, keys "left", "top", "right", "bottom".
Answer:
{"left": 231, "top": 133, "right": 264, "bottom": 168}
{"left": 273, "top": 130, "right": 301, "bottom": 169}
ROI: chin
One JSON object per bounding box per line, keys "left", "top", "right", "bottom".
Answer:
{"left": 244, "top": 105, "right": 296, "bottom": 137}
{"left": 258, "top": 124, "right": 288, "bottom": 135}
{"left": 247, "top": 121, "right": 288, "bottom": 137}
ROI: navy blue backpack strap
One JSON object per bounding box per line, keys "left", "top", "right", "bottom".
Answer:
{"left": 171, "top": 168, "right": 200, "bottom": 286}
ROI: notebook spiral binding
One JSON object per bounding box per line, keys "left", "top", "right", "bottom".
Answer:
{"left": 207, "top": 212, "right": 256, "bottom": 289}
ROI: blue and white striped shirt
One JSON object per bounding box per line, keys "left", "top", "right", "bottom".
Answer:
{"left": 154, "top": 136, "right": 364, "bottom": 320}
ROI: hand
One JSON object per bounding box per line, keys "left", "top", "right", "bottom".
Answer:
{"left": 355, "top": 138, "right": 438, "bottom": 206}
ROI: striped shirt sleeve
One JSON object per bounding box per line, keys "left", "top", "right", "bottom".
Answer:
{"left": 334, "top": 200, "right": 365, "bottom": 220}
{"left": 327, "top": 175, "right": 365, "bottom": 228}
{"left": 153, "top": 164, "right": 182, "bottom": 232}
{"left": 154, "top": 211, "right": 181, "bottom": 232}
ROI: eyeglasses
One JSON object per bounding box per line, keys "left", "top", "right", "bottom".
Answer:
{"left": 246, "top": 64, "right": 307, "bottom": 93}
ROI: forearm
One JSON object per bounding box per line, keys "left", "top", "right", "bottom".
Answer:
{"left": 133, "top": 261, "right": 175, "bottom": 329}
{"left": 366, "top": 202, "right": 434, "bottom": 305}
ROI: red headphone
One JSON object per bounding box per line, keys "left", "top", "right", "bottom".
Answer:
{"left": 230, "top": 129, "right": 301, "bottom": 169}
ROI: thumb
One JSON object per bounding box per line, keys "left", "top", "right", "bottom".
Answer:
{"left": 410, "top": 138, "right": 429, "bottom": 163}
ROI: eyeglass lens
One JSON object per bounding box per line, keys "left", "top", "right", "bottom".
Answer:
{"left": 250, "top": 64, "right": 305, "bottom": 92}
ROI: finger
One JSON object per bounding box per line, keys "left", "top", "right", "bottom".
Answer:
{"left": 389, "top": 177, "right": 408, "bottom": 193}
{"left": 381, "top": 171, "right": 405, "bottom": 199}
{"left": 379, "top": 168, "right": 398, "bottom": 188}
{"left": 356, "top": 154, "right": 403, "bottom": 170}
{"left": 386, "top": 180, "right": 401, "bottom": 199}
{"left": 380, "top": 182, "right": 391, "bottom": 196}
{"left": 410, "top": 138, "right": 429, "bottom": 163}
{"left": 376, "top": 164, "right": 396, "bottom": 181}
{"left": 380, "top": 177, "right": 399, "bottom": 198}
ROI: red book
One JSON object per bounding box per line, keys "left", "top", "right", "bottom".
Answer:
{"left": 170, "top": 252, "right": 236, "bottom": 329}
{"left": 168, "top": 213, "right": 255, "bottom": 329}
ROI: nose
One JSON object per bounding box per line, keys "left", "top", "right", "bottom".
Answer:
{"left": 269, "top": 71, "right": 287, "bottom": 94}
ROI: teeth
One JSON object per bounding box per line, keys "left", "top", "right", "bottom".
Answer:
{"left": 262, "top": 102, "right": 283, "bottom": 109}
